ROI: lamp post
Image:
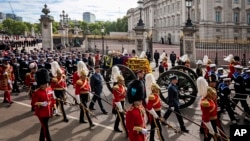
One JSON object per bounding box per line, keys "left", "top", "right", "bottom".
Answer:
{"left": 60, "top": 10, "right": 69, "bottom": 47}
{"left": 215, "top": 38, "right": 219, "bottom": 66}
{"left": 137, "top": 0, "right": 144, "bottom": 26}
{"left": 185, "top": 0, "right": 193, "bottom": 27}
{"left": 180, "top": 31, "right": 184, "bottom": 56}
{"left": 101, "top": 26, "right": 105, "bottom": 54}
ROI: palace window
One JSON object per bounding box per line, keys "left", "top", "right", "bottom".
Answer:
{"left": 234, "top": 0, "right": 239, "bottom": 4}
{"left": 234, "top": 11, "right": 240, "bottom": 24}
{"left": 248, "top": 0, "right": 250, "bottom": 4}
{"left": 247, "top": 12, "right": 250, "bottom": 25}
{"left": 215, "top": 11, "right": 221, "bottom": 23}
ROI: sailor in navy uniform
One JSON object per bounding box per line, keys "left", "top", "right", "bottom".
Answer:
{"left": 232, "top": 65, "right": 250, "bottom": 117}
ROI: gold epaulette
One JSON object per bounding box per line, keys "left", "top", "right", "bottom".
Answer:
{"left": 51, "top": 78, "right": 58, "bottom": 82}
{"left": 76, "top": 80, "right": 83, "bottom": 85}
{"left": 200, "top": 100, "right": 210, "bottom": 107}
{"left": 148, "top": 95, "right": 155, "bottom": 100}
{"left": 113, "top": 84, "right": 119, "bottom": 90}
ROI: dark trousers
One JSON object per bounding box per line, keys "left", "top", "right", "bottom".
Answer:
{"left": 38, "top": 117, "right": 52, "bottom": 141}
{"left": 163, "top": 105, "right": 185, "bottom": 128}
{"left": 114, "top": 101, "right": 127, "bottom": 133}
{"left": 150, "top": 111, "right": 165, "bottom": 141}
{"left": 232, "top": 90, "right": 250, "bottom": 114}
{"left": 218, "top": 98, "right": 236, "bottom": 121}
{"left": 155, "top": 59, "right": 159, "bottom": 67}
{"left": 171, "top": 61, "right": 175, "bottom": 67}
{"left": 54, "top": 90, "right": 67, "bottom": 120}
{"left": 203, "top": 119, "right": 221, "bottom": 141}
{"left": 79, "top": 94, "right": 93, "bottom": 125}
{"left": 89, "top": 92, "right": 105, "bottom": 112}
{"left": 12, "top": 80, "right": 20, "bottom": 93}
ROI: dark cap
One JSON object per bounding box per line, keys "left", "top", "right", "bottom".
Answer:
{"left": 169, "top": 75, "right": 178, "bottom": 80}
{"left": 207, "top": 74, "right": 217, "bottom": 83}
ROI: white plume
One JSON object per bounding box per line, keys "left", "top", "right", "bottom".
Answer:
{"left": 139, "top": 51, "right": 146, "bottom": 58}
{"left": 122, "top": 49, "right": 128, "bottom": 56}
{"left": 224, "top": 54, "right": 234, "bottom": 62}
{"left": 203, "top": 55, "right": 208, "bottom": 64}
{"left": 51, "top": 61, "right": 62, "bottom": 77}
{"left": 159, "top": 52, "right": 166, "bottom": 62}
{"left": 145, "top": 73, "right": 156, "bottom": 103}
{"left": 196, "top": 77, "right": 208, "bottom": 97}
{"left": 180, "top": 54, "right": 188, "bottom": 62}
{"left": 77, "top": 61, "right": 89, "bottom": 76}
{"left": 111, "top": 66, "right": 121, "bottom": 83}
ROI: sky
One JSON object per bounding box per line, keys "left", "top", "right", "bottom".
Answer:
{"left": 0, "top": 0, "right": 138, "bottom": 23}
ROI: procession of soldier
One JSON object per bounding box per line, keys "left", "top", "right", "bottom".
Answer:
{"left": 1, "top": 40, "right": 250, "bottom": 141}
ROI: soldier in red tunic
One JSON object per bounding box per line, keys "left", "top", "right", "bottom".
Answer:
{"left": 50, "top": 61, "right": 68, "bottom": 122}
{"left": 73, "top": 61, "right": 89, "bottom": 88}
{"left": 112, "top": 75, "right": 128, "bottom": 134}
{"left": 162, "top": 57, "right": 168, "bottom": 71}
{"left": 75, "top": 70, "right": 95, "bottom": 127}
{"left": 25, "top": 62, "right": 37, "bottom": 111}
{"left": 197, "top": 77, "right": 221, "bottom": 141}
{"left": 146, "top": 83, "right": 165, "bottom": 141}
{"left": 0, "top": 57, "right": 15, "bottom": 105}
{"left": 126, "top": 79, "right": 148, "bottom": 141}
{"left": 31, "top": 68, "right": 55, "bottom": 141}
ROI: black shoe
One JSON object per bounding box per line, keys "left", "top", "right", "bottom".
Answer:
{"left": 102, "top": 110, "right": 108, "bottom": 115}
{"left": 79, "top": 120, "right": 88, "bottom": 124}
{"left": 89, "top": 124, "right": 95, "bottom": 128}
{"left": 3, "top": 100, "right": 8, "bottom": 103}
{"left": 181, "top": 127, "right": 189, "bottom": 133}
{"left": 63, "top": 118, "right": 69, "bottom": 122}
{"left": 114, "top": 128, "right": 122, "bottom": 132}
{"left": 89, "top": 107, "right": 96, "bottom": 110}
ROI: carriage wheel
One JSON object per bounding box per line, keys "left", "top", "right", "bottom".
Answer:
{"left": 157, "top": 70, "right": 197, "bottom": 109}
{"left": 170, "top": 65, "right": 198, "bottom": 81}
{"left": 105, "top": 64, "right": 137, "bottom": 92}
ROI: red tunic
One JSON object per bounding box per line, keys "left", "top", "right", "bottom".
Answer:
{"left": 0, "top": 65, "right": 15, "bottom": 91}
{"left": 205, "top": 65, "right": 210, "bottom": 79}
{"left": 31, "top": 87, "right": 56, "bottom": 118}
{"left": 72, "top": 71, "right": 80, "bottom": 88}
{"left": 162, "top": 61, "right": 168, "bottom": 70}
{"left": 50, "top": 76, "right": 66, "bottom": 90}
{"left": 24, "top": 72, "right": 36, "bottom": 87}
{"left": 112, "top": 84, "right": 126, "bottom": 106}
{"left": 228, "top": 63, "right": 235, "bottom": 79}
{"left": 200, "top": 98, "right": 217, "bottom": 122}
{"left": 126, "top": 105, "right": 146, "bottom": 141}
{"left": 95, "top": 54, "right": 101, "bottom": 66}
{"left": 75, "top": 78, "right": 91, "bottom": 95}
{"left": 146, "top": 93, "right": 161, "bottom": 122}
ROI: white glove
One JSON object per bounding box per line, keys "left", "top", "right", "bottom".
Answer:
{"left": 141, "top": 128, "right": 148, "bottom": 135}
{"left": 4, "top": 72, "right": 8, "bottom": 75}
{"left": 75, "top": 95, "right": 80, "bottom": 104}
{"left": 115, "top": 102, "right": 123, "bottom": 112}
{"left": 8, "top": 80, "right": 12, "bottom": 84}
{"left": 148, "top": 109, "right": 159, "bottom": 119}
{"left": 33, "top": 82, "right": 37, "bottom": 86}
{"left": 203, "top": 121, "right": 215, "bottom": 135}
{"left": 41, "top": 101, "right": 48, "bottom": 107}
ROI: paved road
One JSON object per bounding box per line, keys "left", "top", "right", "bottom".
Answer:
{"left": 1, "top": 43, "right": 249, "bottom": 141}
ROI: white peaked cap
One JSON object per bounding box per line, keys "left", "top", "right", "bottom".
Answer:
{"left": 209, "top": 64, "right": 216, "bottom": 68}
{"left": 196, "top": 60, "right": 203, "bottom": 65}
{"left": 139, "top": 51, "right": 146, "bottom": 58}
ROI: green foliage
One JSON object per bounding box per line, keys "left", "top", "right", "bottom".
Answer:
{"left": 0, "top": 15, "right": 128, "bottom": 36}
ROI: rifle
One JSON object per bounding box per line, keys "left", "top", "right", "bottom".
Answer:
{"left": 229, "top": 99, "right": 250, "bottom": 118}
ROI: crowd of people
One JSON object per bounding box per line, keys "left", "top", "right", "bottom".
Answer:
{"left": 1, "top": 43, "right": 250, "bottom": 141}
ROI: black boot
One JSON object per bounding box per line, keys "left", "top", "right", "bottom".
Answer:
{"left": 181, "top": 126, "right": 189, "bottom": 133}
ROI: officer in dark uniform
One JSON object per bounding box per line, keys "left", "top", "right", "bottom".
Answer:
{"left": 19, "top": 55, "right": 30, "bottom": 81}
{"left": 232, "top": 65, "right": 250, "bottom": 116}
{"left": 10, "top": 57, "right": 21, "bottom": 94}
{"left": 218, "top": 77, "right": 237, "bottom": 124}
{"left": 89, "top": 65, "right": 108, "bottom": 114}
{"left": 196, "top": 60, "right": 203, "bottom": 77}
{"left": 72, "top": 54, "right": 78, "bottom": 72}
{"left": 244, "top": 70, "right": 250, "bottom": 95}
{"left": 163, "top": 75, "right": 189, "bottom": 133}
{"left": 66, "top": 55, "right": 74, "bottom": 74}
{"left": 170, "top": 51, "right": 176, "bottom": 67}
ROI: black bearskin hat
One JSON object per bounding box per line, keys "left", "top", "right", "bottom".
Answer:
{"left": 207, "top": 73, "right": 217, "bottom": 83}
{"left": 127, "top": 80, "right": 145, "bottom": 104}
{"left": 234, "top": 56, "right": 240, "bottom": 62}
{"left": 36, "top": 68, "right": 50, "bottom": 86}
